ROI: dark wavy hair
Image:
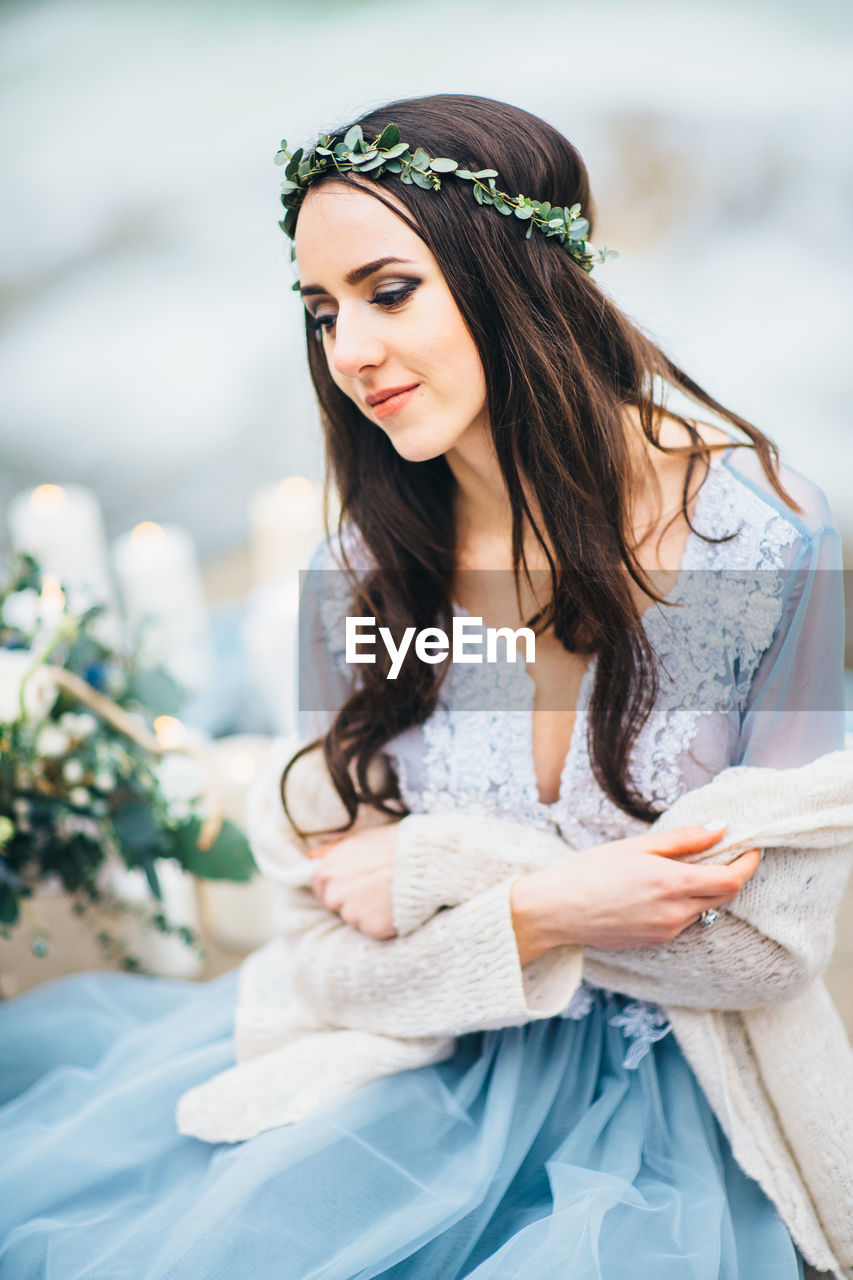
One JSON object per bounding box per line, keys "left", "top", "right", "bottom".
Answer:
{"left": 281, "top": 92, "right": 796, "bottom": 834}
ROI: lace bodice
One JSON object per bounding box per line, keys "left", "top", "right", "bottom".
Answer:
{"left": 301, "top": 450, "right": 840, "bottom": 1068}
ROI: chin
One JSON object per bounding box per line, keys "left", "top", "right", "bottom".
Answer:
{"left": 380, "top": 422, "right": 457, "bottom": 464}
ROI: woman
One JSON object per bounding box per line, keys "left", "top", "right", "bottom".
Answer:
{"left": 0, "top": 94, "right": 849, "bottom": 1279}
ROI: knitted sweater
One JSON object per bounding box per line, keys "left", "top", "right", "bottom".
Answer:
{"left": 176, "top": 739, "right": 853, "bottom": 1279}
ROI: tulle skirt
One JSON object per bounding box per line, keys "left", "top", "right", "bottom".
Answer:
{"left": 0, "top": 969, "right": 806, "bottom": 1279}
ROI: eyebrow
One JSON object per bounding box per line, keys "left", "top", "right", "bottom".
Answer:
{"left": 299, "top": 257, "right": 416, "bottom": 297}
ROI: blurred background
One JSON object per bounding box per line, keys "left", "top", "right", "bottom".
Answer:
{"left": 1, "top": 0, "right": 851, "bottom": 1001}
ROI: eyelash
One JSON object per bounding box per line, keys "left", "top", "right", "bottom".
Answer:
{"left": 306, "top": 281, "right": 420, "bottom": 336}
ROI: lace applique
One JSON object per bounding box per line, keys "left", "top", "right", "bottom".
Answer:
{"left": 558, "top": 982, "right": 672, "bottom": 1069}
{"left": 608, "top": 998, "right": 673, "bottom": 1069}
{"left": 558, "top": 983, "right": 597, "bottom": 1021}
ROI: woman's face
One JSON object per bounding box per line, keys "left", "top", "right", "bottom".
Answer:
{"left": 293, "top": 181, "right": 489, "bottom": 465}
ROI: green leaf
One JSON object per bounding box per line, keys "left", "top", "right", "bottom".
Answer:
{"left": 333, "top": 142, "right": 348, "bottom": 158}
{"left": 125, "top": 666, "right": 184, "bottom": 715}
{"left": 314, "top": 146, "right": 332, "bottom": 156}
{"left": 473, "top": 184, "right": 484, "bottom": 204}
{"left": 497, "top": 203, "right": 513, "bottom": 215}
{"left": 284, "top": 148, "right": 303, "bottom": 180}
{"left": 400, "top": 170, "right": 414, "bottom": 184}
{"left": 384, "top": 158, "right": 404, "bottom": 173}
{"left": 343, "top": 124, "right": 364, "bottom": 151}
{"left": 480, "top": 191, "right": 494, "bottom": 205}
{"left": 113, "top": 802, "right": 170, "bottom": 857}
{"left": 473, "top": 169, "right": 499, "bottom": 179}
{"left": 514, "top": 205, "right": 534, "bottom": 220}
{"left": 138, "top": 854, "right": 162, "bottom": 901}
{"left": 377, "top": 123, "right": 400, "bottom": 149}
{"left": 411, "top": 148, "right": 430, "bottom": 169}
{"left": 0, "top": 883, "right": 19, "bottom": 926}
{"left": 410, "top": 170, "right": 432, "bottom": 189}
{"left": 357, "top": 153, "right": 386, "bottom": 173}
{"left": 283, "top": 208, "right": 298, "bottom": 238}
{"left": 455, "top": 170, "right": 474, "bottom": 180}
{"left": 279, "top": 179, "right": 299, "bottom": 195}
{"left": 169, "top": 818, "right": 256, "bottom": 882}
{"left": 273, "top": 151, "right": 289, "bottom": 167}
{"left": 525, "top": 224, "right": 534, "bottom": 239}
{"left": 430, "top": 157, "right": 458, "bottom": 173}
{"left": 381, "top": 142, "right": 409, "bottom": 160}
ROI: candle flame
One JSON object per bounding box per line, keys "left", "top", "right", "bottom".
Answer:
{"left": 40, "top": 574, "right": 66, "bottom": 612}
{"left": 31, "top": 484, "right": 67, "bottom": 516}
{"left": 130, "top": 521, "right": 166, "bottom": 545}
{"left": 153, "top": 715, "right": 186, "bottom": 748}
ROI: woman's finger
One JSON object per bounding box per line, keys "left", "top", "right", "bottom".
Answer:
{"left": 642, "top": 825, "right": 728, "bottom": 858}
{"left": 687, "top": 849, "right": 762, "bottom": 897}
{"left": 304, "top": 839, "right": 342, "bottom": 860}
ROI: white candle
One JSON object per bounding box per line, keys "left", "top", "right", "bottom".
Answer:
{"left": 104, "top": 856, "right": 204, "bottom": 979}
{"left": 112, "top": 521, "right": 211, "bottom": 694}
{"left": 242, "top": 575, "right": 300, "bottom": 735}
{"left": 248, "top": 475, "right": 324, "bottom": 585}
{"left": 6, "top": 482, "right": 118, "bottom": 643}
{"left": 196, "top": 734, "right": 278, "bottom": 952}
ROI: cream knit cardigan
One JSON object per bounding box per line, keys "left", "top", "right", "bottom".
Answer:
{"left": 177, "top": 739, "right": 853, "bottom": 1280}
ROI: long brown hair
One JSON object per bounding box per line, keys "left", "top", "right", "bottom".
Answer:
{"left": 282, "top": 92, "right": 795, "bottom": 833}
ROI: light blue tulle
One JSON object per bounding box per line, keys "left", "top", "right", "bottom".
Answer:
{"left": 0, "top": 969, "right": 805, "bottom": 1279}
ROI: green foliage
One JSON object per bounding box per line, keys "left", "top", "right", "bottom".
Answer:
{"left": 168, "top": 817, "right": 256, "bottom": 883}
{"left": 0, "top": 549, "right": 254, "bottom": 971}
{"left": 273, "top": 124, "right": 618, "bottom": 274}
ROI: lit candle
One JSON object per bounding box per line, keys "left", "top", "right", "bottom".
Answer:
{"left": 196, "top": 734, "right": 278, "bottom": 952}
{"left": 112, "top": 521, "right": 211, "bottom": 694}
{"left": 248, "top": 475, "right": 324, "bottom": 585}
{"left": 6, "top": 482, "right": 118, "bottom": 642}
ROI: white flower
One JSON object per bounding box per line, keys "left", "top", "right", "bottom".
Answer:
{"left": 68, "top": 786, "right": 90, "bottom": 808}
{"left": 59, "top": 712, "right": 98, "bottom": 739}
{"left": 74, "top": 713, "right": 98, "bottom": 738}
{"left": 62, "top": 759, "right": 85, "bottom": 784}
{"left": 93, "top": 770, "right": 115, "bottom": 791}
{"left": 1, "top": 589, "right": 41, "bottom": 635}
{"left": 0, "top": 650, "right": 59, "bottom": 725}
{"left": 36, "top": 724, "right": 70, "bottom": 757}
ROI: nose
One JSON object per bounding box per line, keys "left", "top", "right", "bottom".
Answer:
{"left": 329, "top": 304, "right": 386, "bottom": 380}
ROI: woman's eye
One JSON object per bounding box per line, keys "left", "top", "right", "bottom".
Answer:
{"left": 307, "top": 312, "right": 336, "bottom": 333}
{"left": 370, "top": 281, "right": 419, "bottom": 309}
{"left": 305, "top": 280, "right": 419, "bottom": 338}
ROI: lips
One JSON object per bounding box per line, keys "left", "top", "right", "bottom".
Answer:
{"left": 365, "top": 383, "right": 419, "bottom": 407}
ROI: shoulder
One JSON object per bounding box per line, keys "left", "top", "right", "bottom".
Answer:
{"left": 307, "top": 522, "right": 377, "bottom": 574}
{"left": 695, "top": 438, "right": 841, "bottom": 571}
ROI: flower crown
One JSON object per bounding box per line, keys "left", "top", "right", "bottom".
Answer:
{"left": 275, "top": 123, "right": 617, "bottom": 274}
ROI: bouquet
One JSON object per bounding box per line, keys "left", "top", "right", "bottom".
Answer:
{"left": 0, "top": 551, "right": 256, "bottom": 971}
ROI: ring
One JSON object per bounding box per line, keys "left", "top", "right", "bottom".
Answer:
{"left": 699, "top": 908, "right": 720, "bottom": 927}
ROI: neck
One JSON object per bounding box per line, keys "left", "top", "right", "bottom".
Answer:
{"left": 446, "top": 406, "right": 668, "bottom": 561}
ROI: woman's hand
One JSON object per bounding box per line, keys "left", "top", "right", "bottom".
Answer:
{"left": 305, "top": 824, "right": 400, "bottom": 940}
{"left": 511, "top": 825, "right": 762, "bottom": 965}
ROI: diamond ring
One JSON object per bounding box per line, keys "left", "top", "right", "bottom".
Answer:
{"left": 699, "top": 908, "right": 720, "bottom": 927}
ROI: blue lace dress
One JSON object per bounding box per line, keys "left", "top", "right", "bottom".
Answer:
{"left": 0, "top": 448, "right": 845, "bottom": 1279}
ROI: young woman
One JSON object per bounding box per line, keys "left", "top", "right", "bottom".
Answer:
{"left": 0, "top": 94, "right": 849, "bottom": 1280}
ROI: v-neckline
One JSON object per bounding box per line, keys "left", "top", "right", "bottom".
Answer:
{"left": 524, "top": 454, "right": 730, "bottom": 813}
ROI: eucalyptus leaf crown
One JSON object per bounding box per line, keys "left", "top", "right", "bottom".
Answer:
{"left": 275, "top": 122, "right": 617, "bottom": 273}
